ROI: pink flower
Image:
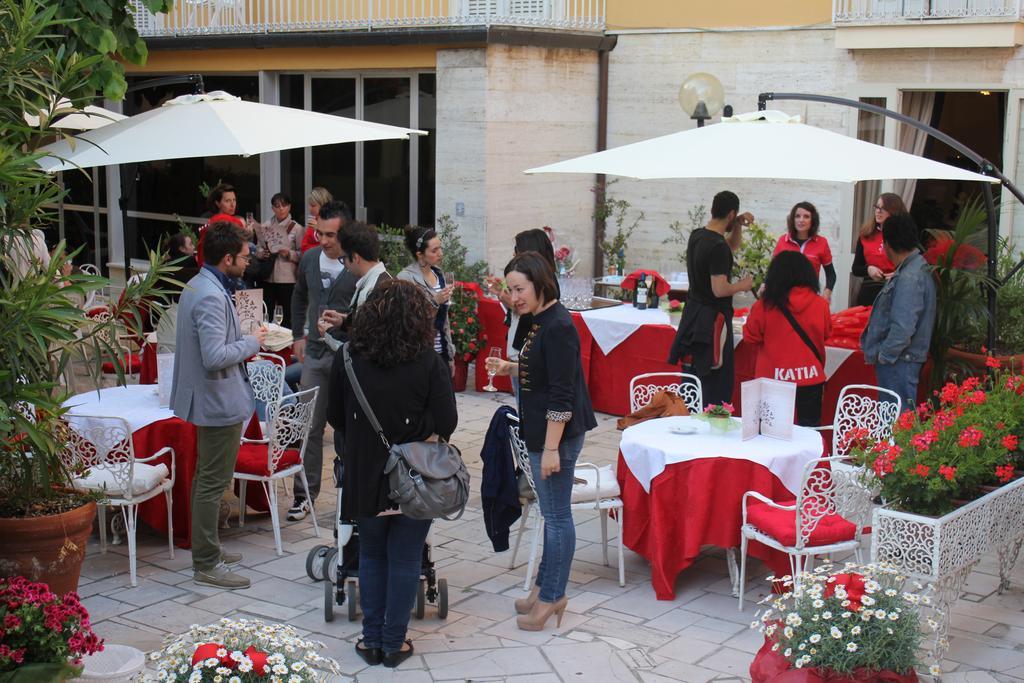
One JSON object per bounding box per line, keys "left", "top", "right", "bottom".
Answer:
{"left": 911, "top": 430, "right": 938, "bottom": 453}
{"left": 2, "top": 614, "right": 21, "bottom": 630}
{"left": 554, "top": 246, "right": 570, "bottom": 261}
{"left": 721, "top": 402, "right": 735, "bottom": 414}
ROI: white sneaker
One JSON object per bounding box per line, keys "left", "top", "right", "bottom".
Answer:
{"left": 287, "top": 498, "right": 311, "bottom": 521}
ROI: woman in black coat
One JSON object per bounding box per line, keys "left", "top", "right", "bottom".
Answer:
{"left": 486, "top": 252, "right": 597, "bottom": 632}
{"left": 326, "top": 279, "right": 458, "bottom": 668}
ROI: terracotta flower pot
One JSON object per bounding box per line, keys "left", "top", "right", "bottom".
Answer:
{"left": 452, "top": 360, "right": 469, "bottom": 392}
{"left": 947, "top": 347, "right": 1024, "bottom": 374}
{"left": 0, "top": 501, "right": 96, "bottom": 595}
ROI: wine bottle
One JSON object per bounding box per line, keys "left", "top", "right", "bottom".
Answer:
{"left": 637, "top": 274, "right": 649, "bottom": 310}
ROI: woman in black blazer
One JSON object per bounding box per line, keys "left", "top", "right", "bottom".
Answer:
{"left": 327, "top": 279, "right": 458, "bottom": 668}
{"left": 486, "top": 252, "right": 597, "bottom": 632}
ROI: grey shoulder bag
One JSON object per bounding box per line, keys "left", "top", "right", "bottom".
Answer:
{"left": 342, "top": 344, "right": 470, "bottom": 520}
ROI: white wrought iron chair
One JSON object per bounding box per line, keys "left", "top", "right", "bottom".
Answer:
{"left": 629, "top": 372, "right": 703, "bottom": 414}
{"left": 737, "top": 455, "right": 877, "bottom": 610}
{"left": 233, "top": 387, "right": 321, "bottom": 556}
{"left": 63, "top": 415, "right": 175, "bottom": 587}
{"left": 244, "top": 352, "right": 286, "bottom": 444}
{"left": 818, "top": 384, "right": 903, "bottom": 458}
{"left": 506, "top": 413, "right": 625, "bottom": 590}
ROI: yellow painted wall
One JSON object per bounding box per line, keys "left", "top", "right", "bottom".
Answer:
{"left": 127, "top": 45, "right": 443, "bottom": 73}
{"left": 606, "top": 0, "right": 831, "bottom": 30}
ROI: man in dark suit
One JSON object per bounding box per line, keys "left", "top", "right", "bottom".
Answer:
{"left": 171, "top": 222, "right": 266, "bottom": 589}
{"left": 288, "top": 201, "right": 357, "bottom": 520}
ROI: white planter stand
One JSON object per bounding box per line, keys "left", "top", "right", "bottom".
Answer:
{"left": 871, "top": 476, "right": 1024, "bottom": 663}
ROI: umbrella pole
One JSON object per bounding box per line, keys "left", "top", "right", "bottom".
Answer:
{"left": 759, "top": 91, "right": 1017, "bottom": 353}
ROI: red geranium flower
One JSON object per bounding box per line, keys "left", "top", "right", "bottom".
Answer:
{"left": 911, "top": 430, "right": 939, "bottom": 453}
{"left": 1003, "top": 434, "right": 1019, "bottom": 451}
{"left": 986, "top": 355, "right": 1002, "bottom": 369}
{"left": 958, "top": 426, "right": 984, "bottom": 448}
{"left": 938, "top": 465, "right": 957, "bottom": 481}
{"left": 913, "top": 463, "right": 931, "bottom": 478}
{"left": 896, "top": 411, "right": 916, "bottom": 432}
{"left": 996, "top": 464, "right": 1016, "bottom": 484}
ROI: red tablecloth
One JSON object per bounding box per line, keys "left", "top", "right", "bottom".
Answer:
{"left": 587, "top": 324, "right": 677, "bottom": 415}
{"left": 617, "top": 452, "right": 796, "bottom": 600}
{"left": 140, "top": 342, "right": 157, "bottom": 385}
{"left": 135, "top": 415, "right": 267, "bottom": 549}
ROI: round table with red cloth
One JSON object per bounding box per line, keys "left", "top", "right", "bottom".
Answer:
{"left": 616, "top": 452, "right": 798, "bottom": 601}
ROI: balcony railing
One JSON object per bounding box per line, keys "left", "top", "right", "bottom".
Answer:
{"left": 833, "top": 0, "right": 1022, "bottom": 22}
{"left": 131, "top": 0, "right": 606, "bottom": 37}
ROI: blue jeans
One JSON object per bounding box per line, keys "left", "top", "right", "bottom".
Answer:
{"left": 529, "top": 433, "right": 585, "bottom": 603}
{"left": 874, "top": 360, "right": 923, "bottom": 413}
{"left": 357, "top": 514, "right": 431, "bottom": 653}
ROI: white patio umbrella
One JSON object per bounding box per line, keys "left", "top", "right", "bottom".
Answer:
{"left": 36, "top": 91, "right": 424, "bottom": 172}
{"left": 524, "top": 110, "right": 997, "bottom": 185}
{"left": 24, "top": 99, "right": 126, "bottom": 131}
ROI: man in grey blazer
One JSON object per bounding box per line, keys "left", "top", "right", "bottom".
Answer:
{"left": 171, "top": 222, "right": 266, "bottom": 589}
{"left": 288, "top": 200, "right": 357, "bottom": 520}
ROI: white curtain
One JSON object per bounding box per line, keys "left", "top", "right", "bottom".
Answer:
{"left": 893, "top": 91, "right": 936, "bottom": 208}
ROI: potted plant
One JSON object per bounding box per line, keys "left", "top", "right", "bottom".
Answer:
{"left": 594, "top": 180, "right": 643, "bottom": 275}
{"left": 448, "top": 287, "right": 486, "bottom": 392}
{"left": 945, "top": 235, "right": 1024, "bottom": 372}
{"left": 0, "top": 0, "right": 173, "bottom": 595}
{"left": 0, "top": 576, "right": 104, "bottom": 682}
{"left": 144, "top": 617, "right": 341, "bottom": 682}
{"left": 696, "top": 402, "right": 738, "bottom": 433}
{"left": 734, "top": 221, "right": 777, "bottom": 300}
{"left": 922, "top": 199, "right": 997, "bottom": 386}
{"left": 750, "top": 563, "right": 934, "bottom": 682}
{"left": 847, "top": 363, "right": 1024, "bottom": 661}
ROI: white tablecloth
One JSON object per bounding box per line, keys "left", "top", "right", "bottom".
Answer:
{"left": 579, "top": 304, "right": 670, "bottom": 354}
{"left": 619, "top": 415, "right": 823, "bottom": 494}
{"left": 63, "top": 385, "right": 173, "bottom": 433}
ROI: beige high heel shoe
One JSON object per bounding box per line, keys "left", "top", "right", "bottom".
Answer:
{"left": 516, "top": 596, "right": 568, "bottom": 631}
{"left": 514, "top": 586, "right": 540, "bottom": 615}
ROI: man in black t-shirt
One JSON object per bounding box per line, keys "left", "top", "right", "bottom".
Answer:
{"left": 668, "top": 191, "right": 754, "bottom": 406}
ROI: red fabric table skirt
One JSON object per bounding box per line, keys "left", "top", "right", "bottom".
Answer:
{"left": 617, "top": 452, "right": 795, "bottom": 600}
{"left": 587, "top": 324, "right": 677, "bottom": 415}
{"left": 140, "top": 342, "right": 158, "bottom": 385}
{"left": 135, "top": 415, "right": 267, "bottom": 549}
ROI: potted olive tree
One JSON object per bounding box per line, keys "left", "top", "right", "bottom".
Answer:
{"left": 0, "top": 0, "right": 172, "bottom": 596}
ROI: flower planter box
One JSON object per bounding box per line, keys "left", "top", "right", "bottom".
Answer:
{"left": 871, "top": 475, "right": 1024, "bottom": 661}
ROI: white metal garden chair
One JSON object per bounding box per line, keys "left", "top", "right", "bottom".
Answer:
{"left": 233, "top": 387, "right": 320, "bottom": 556}
{"left": 818, "top": 384, "right": 903, "bottom": 457}
{"left": 737, "top": 455, "right": 877, "bottom": 610}
{"left": 506, "top": 413, "right": 625, "bottom": 590}
{"left": 629, "top": 371, "right": 703, "bottom": 414}
{"left": 244, "top": 352, "right": 286, "bottom": 445}
{"left": 63, "top": 415, "right": 175, "bottom": 587}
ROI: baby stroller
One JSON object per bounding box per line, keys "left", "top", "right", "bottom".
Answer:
{"left": 305, "top": 456, "right": 449, "bottom": 622}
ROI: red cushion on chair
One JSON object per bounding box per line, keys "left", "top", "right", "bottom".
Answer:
{"left": 101, "top": 354, "right": 142, "bottom": 374}
{"left": 234, "top": 443, "right": 301, "bottom": 476}
{"left": 746, "top": 499, "right": 857, "bottom": 548}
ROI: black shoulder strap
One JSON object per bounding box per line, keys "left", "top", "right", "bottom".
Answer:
{"left": 342, "top": 344, "right": 391, "bottom": 450}
{"left": 778, "top": 305, "right": 824, "bottom": 365}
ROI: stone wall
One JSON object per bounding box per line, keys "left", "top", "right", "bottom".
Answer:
{"left": 437, "top": 44, "right": 599, "bottom": 273}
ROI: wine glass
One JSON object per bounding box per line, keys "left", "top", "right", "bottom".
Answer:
{"left": 444, "top": 271, "right": 456, "bottom": 289}
{"left": 483, "top": 347, "right": 502, "bottom": 392}
{"left": 273, "top": 304, "right": 284, "bottom": 326}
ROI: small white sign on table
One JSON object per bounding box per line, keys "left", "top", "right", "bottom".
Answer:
{"left": 741, "top": 378, "right": 796, "bottom": 441}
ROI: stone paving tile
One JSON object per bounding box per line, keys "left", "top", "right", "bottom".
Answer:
{"left": 76, "top": 387, "right": 1024, "bottom": 681}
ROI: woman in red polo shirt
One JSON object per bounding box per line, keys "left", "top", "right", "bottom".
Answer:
{"left": 851, "top": 192, "right": 906, "bottom": 306}
{"left": 772, "top": 201, "right": 836, "bottom": 302}
{"left": 744, "top": 251, "right": 832, "bottom": 427}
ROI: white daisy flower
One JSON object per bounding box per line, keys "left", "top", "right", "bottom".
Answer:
{"left": 813, "top": 599, "right": 824, "bottom": 608}
{"left": 830, "top": 626, "right": 843, "bottom": 639}
{"left": 216, "top": 667, "right": 232, "bottom": 675}
{"left": 889, "top": 613, "right": 900, "bottom": 621}
{"left": 846, "top": 642, "right": 858, "bottom": 652}
{"left": 272, "top": 664, "right": 289, "bottom": 675}
{"left": 861, "top": 595, "right": 875, "bottom": 606}
{"left": 784, "top": 648, "right": 793, "bottom": 657}
{"left": 930, "top": 665, "right": 942, "bottom": 676}
{"left": 822, "top": 611, "right": 833, "bottom": 620}
{"left": 784, "top": 626, "right": 795, "bottom": 639}
{"left": 851, "top": 626, "right": 861, "bottom": 635}
{"left": 230, "top": 678, "right": 242, "bottom": 683}
{"left": 874, "top": 610, "right": 887, "bottom": 620}
{"left": 809, "top": 634, "right": 821, "bottom": 643}
{"left": 216, "top": 648, "right": 228, "bottom": 658}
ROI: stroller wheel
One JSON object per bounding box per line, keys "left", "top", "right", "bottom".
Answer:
{"left": 306, "top": 544, "right": 332, "bottom": 582}
{"left": 324, "top": 573, "right": 334, "bottom": 622}
{"left": 437, "top": 579, "right": 449, "bottom": 620}
{"left": 415, "top": 578, "right": 426, "bottom": 619}
{"left": 346, "top": 582, "right": 359, "bottom": 621}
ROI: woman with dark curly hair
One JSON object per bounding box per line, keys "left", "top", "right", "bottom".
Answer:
{"left": 326, "top": 279, "right": 458, "bottom": 669}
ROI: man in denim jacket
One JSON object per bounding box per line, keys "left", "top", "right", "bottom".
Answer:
{"left": 860, "top": 214, "right": 936, "bottom": 410}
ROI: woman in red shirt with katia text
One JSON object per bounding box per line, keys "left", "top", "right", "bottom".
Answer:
{"left": 851, "top": 192, "right": 906, "bottom": 306}
{"left": 772, "top": 201, "right": 836, "bottom": 303}
{"left": 744, "top": 251, "right": 832, "bottom": 427}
